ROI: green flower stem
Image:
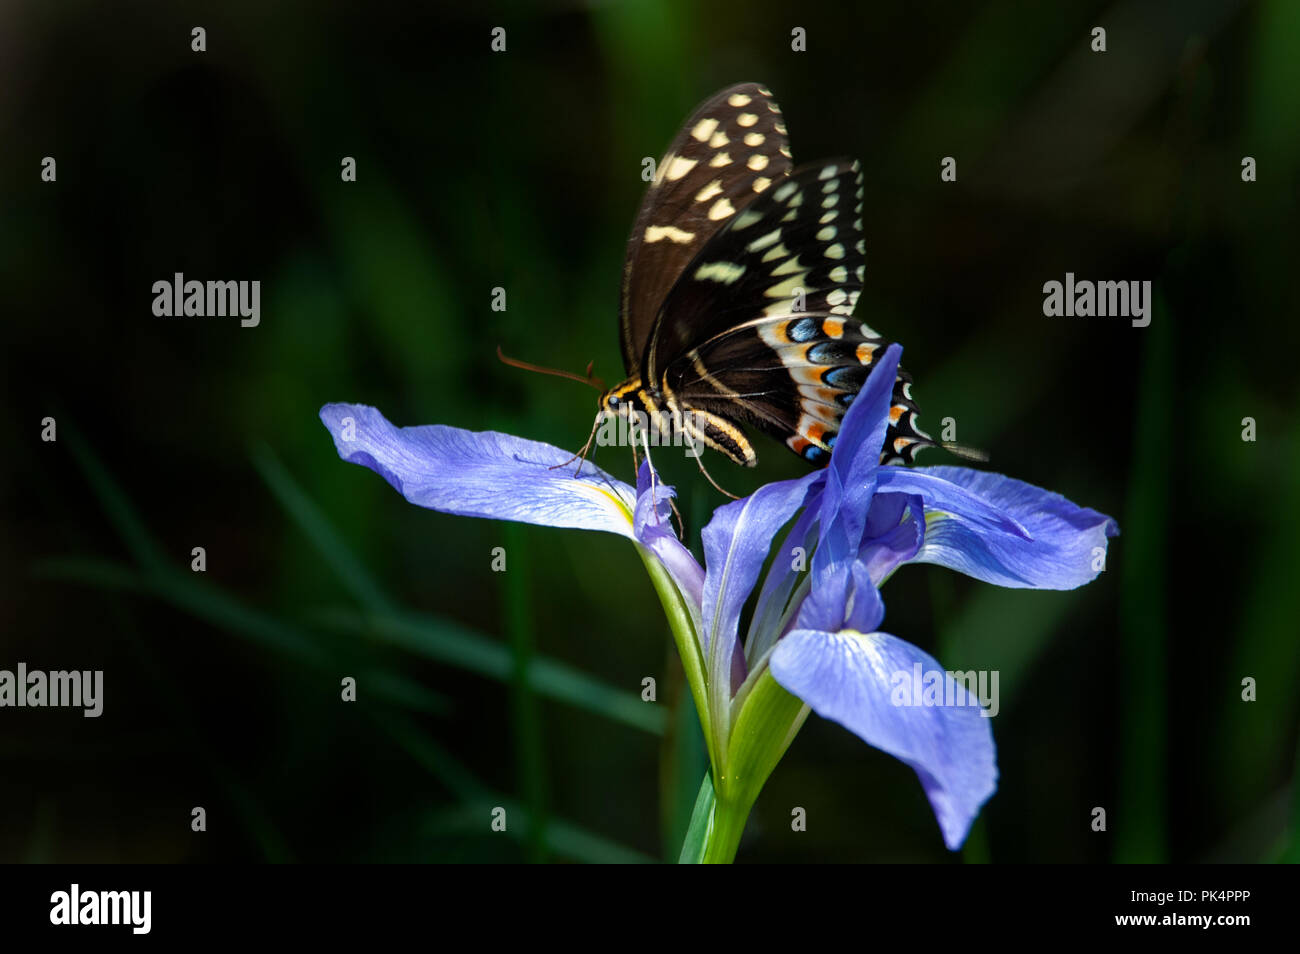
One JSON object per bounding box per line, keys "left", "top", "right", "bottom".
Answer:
{"left": 633, "top": 540, "right": 810, "bottom": 864}
{"left": 701, "top": 785, "right": 752, "bottom": 864}
{"left": 634, "top": 544, "right": 717, "bottom": 771}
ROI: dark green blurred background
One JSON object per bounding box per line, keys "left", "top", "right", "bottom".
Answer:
{"left": 1, "top": 0, "right": 1297, "bottom": 863}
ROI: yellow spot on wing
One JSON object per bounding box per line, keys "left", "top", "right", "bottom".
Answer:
{"left": 695, "top": 179, "right": 723, "bottom": 202}
{"left": 691, "top": 117, "right": 719, "bottom": 142}
{"left": 644, "top": 225, "right": 695, "bottom": 244}
{"left": 664, "top": 156, "right": 698, "bottom": 181}
{"left": 708, "top": 197, "right": 736, "bottom": 220}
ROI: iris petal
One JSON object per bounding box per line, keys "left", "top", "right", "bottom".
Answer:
{"left": 771, "top": 628, "right": 997, "bottom": 850}
{"left": 319, "top": 404, "right": 639, "bottom": 538}
{"left": 883, "top": 466, "right": 1120, "bottom": 589}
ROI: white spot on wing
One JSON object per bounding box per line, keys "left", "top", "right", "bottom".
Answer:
{"left": 747, "top": 154, "right": 769, "bottom": 171}
{"left": 737, "top": 113, "right": 759, "bottom": 127}
{"left": 728, "top": 93, "right": 752, "bottom": 107}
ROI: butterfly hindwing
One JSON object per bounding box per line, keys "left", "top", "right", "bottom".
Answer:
{"left": 618, "top": 83, "right": 793, "bottom": 374}
{"left": 664, "top": 313, "right": 931, "bottom": 466}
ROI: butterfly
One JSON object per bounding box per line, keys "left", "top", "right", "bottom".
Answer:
{"left": 531, "top": 82, "right": 939, "bottom": 493}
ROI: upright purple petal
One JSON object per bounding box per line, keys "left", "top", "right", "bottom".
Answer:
{"left": 858, "top": 492, "right": 925, "bottom": 585}
{"left": 883, "top": 465, "right": 1120, "bottom": 589}
{"left": 771, "top": 628, "right": 997, "bottom": 850}
{"left": 700, "top": 473, "right": 820, "bottom": 705}
{"left": 319, "top": 403, "right": 638, "bottom": 538}
{"left": 796, "top": 560, "right": 885, "bottom": 634}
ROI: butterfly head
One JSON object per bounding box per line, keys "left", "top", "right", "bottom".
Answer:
{"left": 599, "top": 378, "right": 650, "bottom": 420}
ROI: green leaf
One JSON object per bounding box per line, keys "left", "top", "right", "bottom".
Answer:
{"left": 725, "top": 667, "right": 808, "bottom": 814}
{"left": 677, "top": 773, "right": 715, "bottom": 864}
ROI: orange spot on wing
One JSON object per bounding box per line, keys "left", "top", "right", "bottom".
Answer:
{"left": 889, "top": 404, "right": 905, "bottom": 424}
{"left": 856, "top": 342, "right": 877, "bottom": 364}
{"left": 823, "top": 318, "right": 845, "bottom": 339}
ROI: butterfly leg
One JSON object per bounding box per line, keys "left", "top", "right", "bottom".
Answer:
{"left": 548, "top": 411, "right": 603, "bottom": 475}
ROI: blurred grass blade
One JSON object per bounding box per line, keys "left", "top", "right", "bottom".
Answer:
{"left": 318, "top": 608, "right": 667, "bottom": 736}
{"left": 258, "top": 445, "right": 662, "bottom": 737}
{"left": 62, "top": 420, "right": 168, "bottom": 574}
{"left": 1116, "top": 289, "right": 1172, "bottom": 863}
{"left": 33, "top": 557, "right": 452, "bottom": 716}
{"left": 421, "top": 804, "right": 655, "bottom": 864}
{"left": 252, "top": 444, "right": 394, "bottom": 613}
{"left": 504, "top": 522, "right": 548, "bottom": 862}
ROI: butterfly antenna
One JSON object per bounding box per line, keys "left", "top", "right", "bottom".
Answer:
{"left": 941, "top": 442, "right": 989, "bottom": 463}
{"left": 497, "top": 345, "right": 607, "bottom": 392}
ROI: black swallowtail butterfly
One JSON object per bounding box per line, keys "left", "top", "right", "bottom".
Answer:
{"left": 595, "top": 82, "right": 936, "bottom": 476}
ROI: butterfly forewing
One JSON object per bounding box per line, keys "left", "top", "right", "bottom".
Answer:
{"left": 618, "top": 83, "right": 793, "bottom": 374}
{"left": 645, "top": 159, "right": 866, "bottom": 381}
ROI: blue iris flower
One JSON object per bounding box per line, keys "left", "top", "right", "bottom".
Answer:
{"left": 319, "top": 344, "right": 1117, "bottom": 854}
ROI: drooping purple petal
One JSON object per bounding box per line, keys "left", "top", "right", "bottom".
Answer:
{"left": 633, "top": 461, "right": 705, "bottom": 614}
{"left": 319, "top": 403, "right": 638, "bottom": 538}
{"left": 884, "top": 465, "right": 1120, "bottom": 589}
{"left": 770, "top": 628, "right": 997, "bottom": 850}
